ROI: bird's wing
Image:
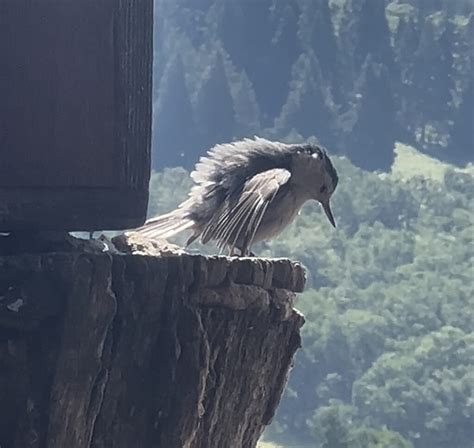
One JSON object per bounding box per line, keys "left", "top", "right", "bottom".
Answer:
{"left": 201, "top": 168, "right": 291, "bottom": 254}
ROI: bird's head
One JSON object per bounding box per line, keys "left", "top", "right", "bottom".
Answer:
{"left": 291, "top": 144, "right": 339, "bottom": 228}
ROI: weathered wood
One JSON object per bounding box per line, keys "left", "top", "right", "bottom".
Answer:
{"left": 0, "top": 0, "right": 153, "bottom": 231}
{"left": 0, "top": 238, "right": 305, "bottom": 448}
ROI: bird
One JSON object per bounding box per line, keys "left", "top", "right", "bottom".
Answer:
{"left": 131, "top": 137, "right": 338, "bottom": 256}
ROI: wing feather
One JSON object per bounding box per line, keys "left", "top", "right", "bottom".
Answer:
{"left": 201, "top": 168, "right": 291, "bottom": 254}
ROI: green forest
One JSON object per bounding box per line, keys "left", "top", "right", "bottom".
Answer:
{"left": 152, "top": 0, "right": 472, "bottom": 171}
{"left": 150, "top": 0, "right": 473, "bottom": 447}
{"left": 147, "top": 147, "right": 473, "bottom": 448}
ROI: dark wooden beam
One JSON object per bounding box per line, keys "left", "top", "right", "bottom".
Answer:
{"left": 0, "top": 0, "right": 153, "bottom": 231}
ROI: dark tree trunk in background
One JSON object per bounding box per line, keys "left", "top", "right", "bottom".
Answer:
{"left": 0, "top": 236, "right": 305, "bottom": 448}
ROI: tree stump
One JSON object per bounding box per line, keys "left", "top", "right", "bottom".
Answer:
{"left": 0, "top": 235, "right": 305, "bottom": 448}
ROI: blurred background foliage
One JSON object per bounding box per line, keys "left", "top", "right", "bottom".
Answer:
{"left": 148, "top": 150, "right": 473, "bottom": 448}
{"left": 152, "top": 0, "right": 473, "bottom": 172}
{"left": 150, "top": 0, "right": 473, "bottom": 446}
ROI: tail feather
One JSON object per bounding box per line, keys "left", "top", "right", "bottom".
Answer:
{"left": 129, "top": 211, "right": 195, "bottom": 240}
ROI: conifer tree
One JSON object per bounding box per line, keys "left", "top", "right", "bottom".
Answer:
{"left": 348, "top": 55, "right": 397, "bottom": 171}
{"left": 341, "top": 0, "right": 395, "bottom": 72}
{"left": 218, "top": 0, "right": 272, "bottom": 81}
{"left": 275, "top": 53, "right": 335, "bottom": 146}
{"left": 219, "top": 0, "right": 301, "bottom": 122}
{"left": 195, "top": 52, "right": 236, "bottom": 151}
{"left": 300, "top": 0, "right": 343, "bottom": 104}
{"left": 260, "top": 2, "right": 301, "bottom": 119}
{"left": 232, "top": 72, "right": 261, "bottom": 136}
{"left": 394, "top": 17, "right": 421, "bottom": 140}
{"left": 412, "top": 14, "right": 454, "bottom": 142}
{"left": 152, "top": 55, "right": 197, "bottom": 169}
{"left": 450, "top": 80, "right": 473, "bottom": 165}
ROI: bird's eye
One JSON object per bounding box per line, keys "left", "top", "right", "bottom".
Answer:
{"left": 320, "top": 185, "right": 327, "bottom": 193}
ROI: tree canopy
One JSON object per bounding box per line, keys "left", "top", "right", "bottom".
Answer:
{"left": 152, "top": 0, "right": 473, "bottom": 170}
{"left": 147, "top": 150, "right": 474, "bottom": 448}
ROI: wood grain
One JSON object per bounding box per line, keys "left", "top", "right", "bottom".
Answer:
{"left": 0, "top": 0, "right": 153, "bottom": 231}
{"left": 0, "top": 248, "right": 305, "bottom": 448}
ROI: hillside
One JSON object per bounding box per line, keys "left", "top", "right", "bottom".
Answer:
{"left": 151, "top": 0, "right": 473, "bottom": 170}
{"left": 147, "top": 146, "right": 474, "bottom": 448}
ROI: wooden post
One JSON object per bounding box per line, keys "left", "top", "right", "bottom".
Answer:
{"left": 0, "top": 1, "right": 153, "bottom": 231}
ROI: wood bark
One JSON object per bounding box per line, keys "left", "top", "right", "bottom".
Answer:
{"left": 0, "top": 239, "right": 305, "bottom": 448}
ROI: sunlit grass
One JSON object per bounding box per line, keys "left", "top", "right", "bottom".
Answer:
{"left": 257, "top": 441, "right": 282, "bottom": 448}
{"left": 390, "top": 141, "right": 473, "bottom": 182}
{"left": 257, "top": 441, "right": 314, "bottom": 448}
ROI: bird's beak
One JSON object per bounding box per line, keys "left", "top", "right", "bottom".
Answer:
{"left": 322, "top": 200, "right": 336, "bottom": 228}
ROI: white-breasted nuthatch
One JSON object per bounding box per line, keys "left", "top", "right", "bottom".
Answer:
{"left": 133, "top": 137, "right": 338, "bottom": 256}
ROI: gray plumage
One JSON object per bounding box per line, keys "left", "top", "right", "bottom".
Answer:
{"left": 133, "top": 137, "right": 338, "bottom": 256}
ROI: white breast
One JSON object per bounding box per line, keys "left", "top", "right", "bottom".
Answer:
{"left": 253, "top": 189, "right": 306, "bottom": 243}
